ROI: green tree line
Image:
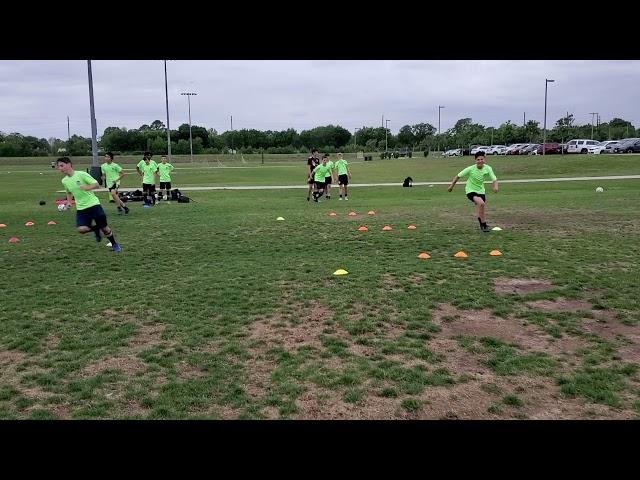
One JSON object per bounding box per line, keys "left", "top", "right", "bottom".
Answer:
{"left": 1, "top": 116, "right": 637, "bottom": 157}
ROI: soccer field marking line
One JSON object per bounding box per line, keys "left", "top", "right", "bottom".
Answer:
{"left": 54, "top": 174, "right": 640, "bottom": 193}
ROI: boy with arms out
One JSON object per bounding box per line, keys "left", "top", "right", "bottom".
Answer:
{"left": 57, "top": 157, "right": 122, "bottom": 252}
{"left": 447, "top": 151, "right": 499, "bottom": 232}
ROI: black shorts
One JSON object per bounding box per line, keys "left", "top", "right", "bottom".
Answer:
{"left": 338, "top": 174, "right": 349, "bottom": 185}
{"left": 325, "top": 176, "right": 332, "bottom": 185}
{"left": 108, "top": 182, "right": 119, "bottom": 192}
{"left": 315, "top": 180, "right": 326, "bottom": 190}
{"left": 466, "top": 192, "right": 486, "bottom": 203}
{"left": 76, "top": 204, "right": 107, "bottom": 229}
{"left": 159, "top": 182, "right": 172, "bottom": 190}
{"left": 143, "top": 183, "right": 156, "bottom": 194}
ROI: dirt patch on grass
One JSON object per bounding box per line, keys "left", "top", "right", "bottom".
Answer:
{"left": 381, "top": 273, "right": 402, "bottom": 293}
{"left": 45, "top": 333, "right": 60, "bottom": 350}
{"left": 80, "top": 355, "right": 147, "bottom": 377}
{"left": 248, "top": 301, "right": 336, "bottom": 352}
{"left": 123, "top": 400, "right": 150, "bottom": 418}
{"left": 176, "top": 361, "right": 206, "bottom": 380}
{"left": 129, "top": 324, "right": 166, "bottom": 349}
{"left": 580, "top": 318, "right": 640, "bottom": 363}
{"left": 32, "top": 311, "right": 47, "bottom": 320}
{"left": 244, "top": 355, "right": 277, "bottom": 400}
{"left": 294, "top": 383, "right": 406, "bottom": 420}
{"left": 408, "top": 273, "right": 426, "bottom": 286}
{"left": 431, "top": 304, "right": 587, "bottom": 357}
{"left": 527, "top": 298, "right": 593, "bottom": 312}
{"left": 493, "top": 278, "right": 553, "bottom": 295}
{"left": 0, "top": 349, "right": 26, "bottom": 365}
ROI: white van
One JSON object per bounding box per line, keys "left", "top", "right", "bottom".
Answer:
{"left": 566, "top": 139, "right": 600, "bottom": 154}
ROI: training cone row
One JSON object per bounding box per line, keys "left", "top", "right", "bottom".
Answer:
{"left": 356, "top": 224, "right": 417, "bottom": 231}
{"left": 415, "top": 250, "right": 502, "bottom": 259}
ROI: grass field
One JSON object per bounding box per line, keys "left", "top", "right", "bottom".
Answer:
{"left": 1, "top": 154, "right": 639, "bottom": 419}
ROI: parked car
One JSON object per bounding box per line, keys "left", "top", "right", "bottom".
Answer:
{"left": 617, "top": 139, "right": 640, "bottom": 153}
{"left": 470, "top": 146, "right": 490, "bottom": 155}
{"left": 505, "top": 144, "right": 525, "bottom": 155}
{"left": 566, "top": 139, "right": 600, "bottom": 154}
{"left": 588, "top": 140, "right": 619, "bottom": 154}
{"left": 613, "top": 138, "right": 640, "bottom": 153}
{"left": 486, "top": 145, "right": 507, "bottom": 155}
{"left": 520, "top": 144, "right": 540, "bottom": 155}
{"left": 444, "top": 148, "right": 462, "bottom": 156}
{"left": 535, "top": 143, "right": 560, "bottom": 155}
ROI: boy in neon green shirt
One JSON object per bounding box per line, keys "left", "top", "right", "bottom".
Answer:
{"left": 157, "top": 155, "right": 175, "bottom": 201}
{"left": 57, "top": 157, "right": 122, "bottom": 252}
{"left": 324, "top": 155, "right": 335, "bottom": 200}
{"left": 335, "top": 152, "right": 352, "bottom": 200}
{"left": 140, "top": 155, "right": 159, "bottom": 206}
{"left": 447, "top": 151, "right": 499, "bottom": 232}
{"left": 101, "top": 151, "right": 129, "bottom": 215}
{"left": 309, "top": 154, "right": 330, "bottom": 202}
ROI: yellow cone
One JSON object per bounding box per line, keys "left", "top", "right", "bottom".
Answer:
{"left": 489, "top": 250, "right": 502, "bottom": 256}
{"left": 454, "top": 251, "right": 468, "bottom": 258}
{"left": 276, "top": 217, "right": 285, "bottom": 221}
{"left": 333, "top": 269, "right": 349, "bottom": 275}
{"left": 418, "top": 252, "right": 431, "bottom": 259}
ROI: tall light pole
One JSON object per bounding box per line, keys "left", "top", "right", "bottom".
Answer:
{"left": 589, "top": 112, "right": 598, "bottom": 139}
{"left": 438, "top": 106, "right": 445, "bottom": 153}
{"left": 230, "top": 115, "right": 234, "bottom": 154}
{"left": 86, "top": 60, "right": 101, "bottom": 184}
{"left": 164, "top": 61, "right": 172, "bottom": 161}
{"left": 181, "top": 92, "right": 197, "bottom": 162}
{"left": 543, "top": 79, "right": 555, "bottom": 156}
{"left": 385, "top": 119, "right": 390, "bottom": 152}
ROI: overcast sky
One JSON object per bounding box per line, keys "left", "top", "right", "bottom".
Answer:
{"left": 1, "top": 60, "right": 638, "bottom": 140}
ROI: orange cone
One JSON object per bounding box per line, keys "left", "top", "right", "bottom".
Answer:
{"left": 382, "top": 225, "right": 392, "bottom": 231}
{"left": 348, "top": 212, "right": 357, "bottom": 216}
{"left": 8, "top": 237, "right": 19, "bottom": 243}
{"left": 329, "top": 212, "right": 337, "bottom": 216}
{"left": 47, "top": 221, "right": 57, "bottom": 225}
{"left": 368, "top": 210, "right": 375, "bottom": 215}
{"left": 407, "top": 224, "right": 417, "bottom": 230}
{"left": 418, "top": 252, "right": 431, "bottom": 259}
{"left": 454, "top": 251, "right": 468, "bottom": 258}
{"left": 25, "top": 221, "right": 34, "bottom": 227}
{"left": 0, "top": 224, "right": 6, "bottom": 228}
{"left": 489, "top": 250, "right": 502, "bottom": 256}
{"left": 357, "top": 225, "right": 368, "bottom": 231}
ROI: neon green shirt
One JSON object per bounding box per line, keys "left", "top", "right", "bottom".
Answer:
{"left": 457, "top": 165, "right": 497, "bottom": 194}
{"left": 313, "top": 164, "right": 330, "bottom": 182}
{"left": 101, "top": 162, "right": 122, "bottom": 186}
{"left": 335, "top": 159, "right": 349, "bottom": 175}
{"left": 325, "top": 161, "right": 335, "bottom": 178}
{"left": 61, "top": 171, "right": 100, "bottom": 211}
{"left": 141, "top": 162, "right": 158, "bottom": 184}
{"left": 158, "top": 163, "right": 174, "bottom": 182}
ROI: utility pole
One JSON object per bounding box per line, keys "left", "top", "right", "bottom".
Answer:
{"left": 589, "top": 112, "right": 598, "bottom": 139}
{"left": 164, "top": 60, "right": 172, "bottom": 162}
{"left": 523, "top": 112, "right": 526, "bottom": 126}
{"left": 86, "top": 60, "right": 101, "bottom": 184}
{"left": 231, "top": 115, "right": 234, "bottom": 154}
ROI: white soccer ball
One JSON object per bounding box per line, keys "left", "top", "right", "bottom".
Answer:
{"left": 595, "top": 187, "right": 604, "bottom": 193}
{"left": 57, "top": 204, "right": 66, "bottom": 211}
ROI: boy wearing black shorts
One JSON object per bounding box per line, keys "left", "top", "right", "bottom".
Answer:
{"left": 447, "top": 151, "right": 499, "bottom": 232}
{"left": 157, "top": 155, "right": 175, "bottom": 201}
{"left": 306, "top": 148, "right": 320, "bottom": 201}
{"left": 57, "top": 157, "right": 122, "bottom": 252}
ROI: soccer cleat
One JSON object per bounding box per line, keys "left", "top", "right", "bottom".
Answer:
{"left": 339, "top": 197, "right": 343, "bottom": 201}
{"left": 124, "top": 206, "right": 130, "bottom": 214}
{"left": 345, "top": 197, "right": 348, "bottom": 201}
{"left": 111, "top": 243, "right": 122, "bottom": 253}
{"left": 481, "top": 224, "right": 491, "bottom": 232}
{"left": 307, "top": 197, "right": 310, "bottom": 201}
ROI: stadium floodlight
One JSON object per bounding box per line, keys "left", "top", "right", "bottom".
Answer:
{"left": 543, "top": 79, "right": 555, "bottom": 156}
{"left": 180, "top": 92, "right": 197, "bottom": 162}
